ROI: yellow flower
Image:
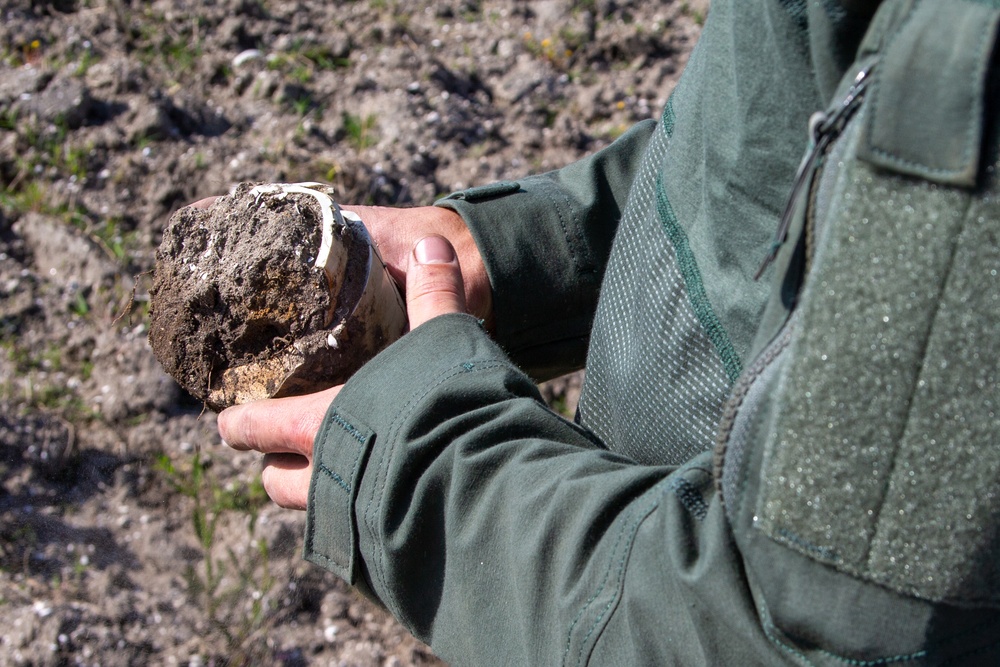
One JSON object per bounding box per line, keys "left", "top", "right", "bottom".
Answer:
{"left": 616, "top": 100, "right": 626, "bottom": 110}
{"left": 30, "top": 40, "right": 40, "bottom": 49}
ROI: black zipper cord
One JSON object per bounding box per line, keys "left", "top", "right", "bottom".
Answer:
{"left": 753, "top": 62, "right": 877, "bottom": 281}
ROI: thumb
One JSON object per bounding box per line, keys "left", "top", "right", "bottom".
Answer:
{"left": 406, "top": 235, "right": 467, "bottom": 329}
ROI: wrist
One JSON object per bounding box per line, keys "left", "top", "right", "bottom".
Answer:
{"left": 432, "top": 207, "right": 494, "bottom": 331}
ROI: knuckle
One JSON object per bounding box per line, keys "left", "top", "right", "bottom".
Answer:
{"left": 290, "top": 410, "right": 323, "bottom": 454}
{"left": 408, "top": 269, "right": 465, "bottom": 306}
{"left": 412, "top": 286, "right": 461, "bottom": 305}
{"left": 412, "top": 266, "right": 461, "bottom": 292}
{"left": 241, "top": 409, "right": 267, "bottom": 450}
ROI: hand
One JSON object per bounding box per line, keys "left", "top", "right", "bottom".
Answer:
{"left": 218, "top": 235, "right": 468, "bottom": 509}
{"left": 343, "top": 205, "right": 492, "bottom": 331}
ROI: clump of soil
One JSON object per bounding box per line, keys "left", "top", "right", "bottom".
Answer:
{"left": 149, "top": 182, "right": 405, "bottom": 410}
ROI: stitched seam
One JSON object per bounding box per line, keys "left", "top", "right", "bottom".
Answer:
{"left": 375, "top": 360, "right": 507, "bottom": 622}
{"left": 361, "top": 359, "right": 508, "bottom": 618}
{"left": 559, "top": 508, "right": 633, "bottom": 666}
{"left": 809, "top": 642, "right": 926, "bottom": 665}
{"left": 720, "top": 307, "right": 797, "bottom": 515}
{"left": 306, "top": 409, "right": 371, "bottom": 574}
{"left": 317, "top": 462, "right": 351, "bottom": 494}
{"left": 568, "top": 479, "right": 671, "bottom": 667}
{"left": 330, "top": 411, "right": 367, "bottom": 444}
{"left": 759, "top": 604, "right": 928, "bottom": 666}
{"left": 655, "top": 174, "right": 743, "bottom": 383}
{"left": 306, "top": 415, "right": 350, "bottom": 571}
{"left": 775, "top": 528, "right": 838, "bottom": 562}
{"left": 551, "top": 185, "right": 586, "bottom": 275}
{"left": 329, "top": 414, "right": 365, "bottom": 500}
{"left": 661, "top": 95, "right": 675, "bottom": 137}
{"left": 863, "top": 0, "right": 923, "bottom": 171}
{"left": 736, "top": 330, "right": 795, "bottom": 525}
{"left": 308, "top": 552, "right": 339, "bottom": 567}
{"left": 360, "top": 359, "right": 491, "bottom": 615}
{"left": 866, "top": 0, "right": 993, "bottom": 177}
{"left": 763, "top": 620, "right": 820, "bottom": 667}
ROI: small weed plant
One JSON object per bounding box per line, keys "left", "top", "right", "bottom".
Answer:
{"left": 155, "top": 450, "right": 276, "bottom": 663}
{"left": 522, "top": 32, "right": 577, "bottom": 70}
{"left": 343, "top": 112, "right": 378, "bottom": 150}
{"left": 0, "top": 339, "right": 94, "bottom": 420}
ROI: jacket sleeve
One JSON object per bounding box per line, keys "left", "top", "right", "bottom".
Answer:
{"left": 435, "top": 120, "right": 656, "bottom": 380}
{"left": 304, "top": 314, "right": 783, "bottom": 666}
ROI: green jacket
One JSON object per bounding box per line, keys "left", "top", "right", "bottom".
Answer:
{"left": 305, "top": 1, "right": 1000, "bottom": 664}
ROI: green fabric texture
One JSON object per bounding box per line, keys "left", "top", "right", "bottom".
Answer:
{"left": 751, "top": 0, "right": 1000, "bottom": 605}
{"left": 756, "top": 138, "right": 972, "bottom": 596}
{"left": 720, "top": 49, "right": 1000, "bottom": 661}
{"left": 575, "top": 0, "right": 833, "bottom": 464}
{"left": 306, "top": 315, "right": 791, "bottom": 665}
{"left": 655, "top": 175, "right": 742, "bottom": 384}
{"left": 858, "top": 0, "right": 1000, "bottom": 187}
{"left": 658, "top": 0, "right": 820, "bottom": 363}
{"left": 865, "top": 186, "right": 1000, "bottom": 602}
{"left": 303, "top": 405, "right": 374, "bottom": 585}
{"left": 435, "top": 120, "right": 657, "bottom": 380}
{"left": 575, "top": 107, "right": 736, "bottom": 463}
{"left": 806, "top": 0, "right": 883, "bottom": 101}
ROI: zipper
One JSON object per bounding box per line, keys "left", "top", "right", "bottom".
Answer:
{"left": 713, "top": 319, "right": 795, "bottom": 502}
{"left": 717, "top": 62, "right": 877, "bottom": 500}
{"left": 753, "top": 63, "right": 876, "bottom": 281}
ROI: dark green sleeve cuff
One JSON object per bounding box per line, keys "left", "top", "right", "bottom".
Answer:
{"left": 435, "top": 120, "right": 656, "bottom": 379}
{"left": 303, "top": 313, "right": 512, "bottom": 586}
{"left": 303, "top": 403, "right": 374, "bottom": 584}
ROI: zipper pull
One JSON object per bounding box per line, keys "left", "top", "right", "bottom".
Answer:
{"left": 753, "top": 64, "right": 875, "bottom": 281}
{"left": 753, "top": 112, "right": 830, "bottom": 280}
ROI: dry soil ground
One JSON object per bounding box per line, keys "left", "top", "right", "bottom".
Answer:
{"left": 0, "top": 1, "right": 701, "bottom": 664}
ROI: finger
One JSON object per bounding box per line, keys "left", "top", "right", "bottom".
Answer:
{"left": 406, "top": 235, "right": 467, "bottom": 329}
{"left": 260, "top": 453, "right": 312, "bottom": 510}
{"left": 218, "top": 385, "right": 340, "bottom": 457}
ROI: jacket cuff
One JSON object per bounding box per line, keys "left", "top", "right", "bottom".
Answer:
{"left": 435, "top": 178, "right": 592, "bottom": 379}
{"left": 434, "top": 120, "right": 656, "bottom": 379}
{"left": 303, "top": 313, "right": 509, "bottom": 585}
{"left": 303, "top": 404, "right": 374, "bottom": 583}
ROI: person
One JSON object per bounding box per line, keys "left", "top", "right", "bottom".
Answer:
{"left": 218, "top": 0, "right": 1000, "bottom": 664}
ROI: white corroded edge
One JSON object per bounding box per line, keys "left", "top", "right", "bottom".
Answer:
{"left": 245, "top": 183, "right": 386, "bottom": 355}
{"left": 248, "top": 182, "right": 344, "bottom": 271}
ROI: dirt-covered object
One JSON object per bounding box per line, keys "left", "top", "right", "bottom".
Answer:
{"left": 149, "top": 182, "right": 406, "bottom": 410}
